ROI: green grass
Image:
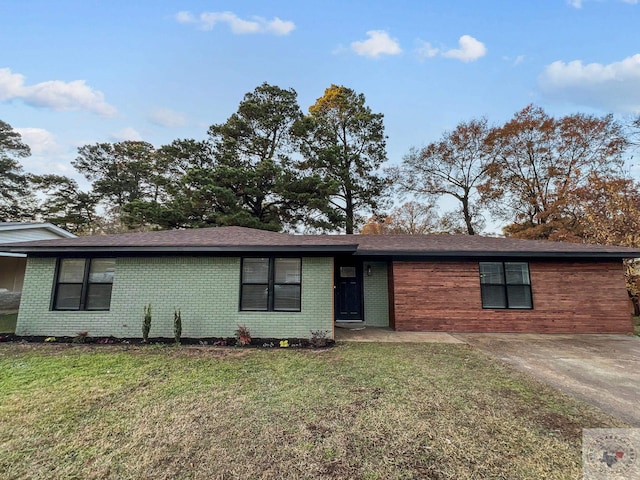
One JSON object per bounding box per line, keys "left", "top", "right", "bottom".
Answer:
{"left": 634, "top": 316, "right": 640, "bottom": 336}
{"left": 0, "top": 342, "right": 626, "bottom": 480}
{"left": 0, "top": 313, "right": 17, "bottom": 333}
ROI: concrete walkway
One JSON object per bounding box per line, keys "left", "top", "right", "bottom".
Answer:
{"left": 334, "top": 326, "right": 463, "bottom": 343}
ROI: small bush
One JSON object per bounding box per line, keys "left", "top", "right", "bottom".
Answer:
{"left": 142, "top": 304, "right": 152, "bottom": 342}
{"left": 72, "top": 331, "right": 90, "bottom": 344}
{"left": 235, "top": 325, "right": 251, "bottom": 346}
{"left": 310, "top": 330, "right": 329, "bottom": 348}
{"left": 174, "top": 309, "right": 182, "bottom": 344}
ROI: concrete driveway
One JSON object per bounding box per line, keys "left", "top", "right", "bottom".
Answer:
{"left": 456, "top": 334, "right": 640, "bottom": 426}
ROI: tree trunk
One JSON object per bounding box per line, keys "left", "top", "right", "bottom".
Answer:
{"left": 462, "top": 196, "right": 475, "bottom": 235}
{"left": 345, "top": 191, "right": 354, "bottom": 234}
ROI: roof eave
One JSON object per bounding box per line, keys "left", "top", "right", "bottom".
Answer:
{"left": 6, "top": 244, "right": 359, "bottom": 255}
{"left": 355, "top": 250, "right": 640, "bottom": 259}
{"left": 0, "top": 223, "right": 76, "bottom": 238}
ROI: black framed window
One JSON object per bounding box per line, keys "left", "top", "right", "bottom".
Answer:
{"left": 53, "top": 258, "right": 115, "bottom": 311}
{"left": 479, "top": 262, "right": 532, "bottom": 309}
{"left": 240, "top": 257, "right": 301, "bottom": 312}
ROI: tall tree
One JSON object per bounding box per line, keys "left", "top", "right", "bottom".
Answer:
{"left": 120, "top": 138, "right": 212, "bottom": 229}
{"left": 630, "top": 114, "right": 640, "bottom": 148}
{"left": 31, "top": 174, "right": 100, "bottom": 234}
{"left": 393, "top": 118, "right": 492, "bottom": 235}
{"left": 0, "top": 120, "right": 34, "bottom": 221}
{"left": 206, "top": 82, "right": 320, "bottom": 231}
{"left": 72, "top": 141, "right": 157, "bottom": 228}
{"left": 361, "top": 201, "right": 440, "bottom": 235}
{"left": 294, "top": 84, "right": 388, "bottom": 234}
{"left": 572, "top": 173, "right": 640, "bottom": 247}
{"left": 483, "top": 105, "right": 627, "bottom": 240}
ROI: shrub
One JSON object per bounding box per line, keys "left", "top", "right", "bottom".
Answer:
{"left": 174, "top": 309, "right": 182, "bottom": 344}
{"left": 72, "top": 331, "right": 90, "bottom": 344}
{"left": 142, "top": 304, "right": 152, "bottom": 342}
{"left": 310, "top": 330, "right": 329, "bottom": 348}
{"left": 235, "top": 325, "right": 251, "bottom": 346}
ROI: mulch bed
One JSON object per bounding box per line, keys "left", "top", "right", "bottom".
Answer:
{"left": 0, "top": 334, "right": 334, "bottom": 349}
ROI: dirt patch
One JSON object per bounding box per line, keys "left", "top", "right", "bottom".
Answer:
{"left": 535, "top": 412, "right": 584, "bottom": 441}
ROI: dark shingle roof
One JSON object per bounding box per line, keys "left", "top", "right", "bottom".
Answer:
{"left": 0, "top": 226, "right": 357, "bottom": 254}
{"left": 1, "top": 226, "right": 639, "bottom": 259}
{"left": 346, "top": 233, "right": 640, "bottom": 257}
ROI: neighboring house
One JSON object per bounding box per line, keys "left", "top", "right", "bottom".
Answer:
{"left": 1, "top": 226, "right": 638, "bottom": 338}
{"left": 0, "top": 223, "right": 75, "bottom": 313}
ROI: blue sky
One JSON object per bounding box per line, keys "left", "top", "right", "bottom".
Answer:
{"left": 1, "top": 0, "right": 639, "bottom": 193}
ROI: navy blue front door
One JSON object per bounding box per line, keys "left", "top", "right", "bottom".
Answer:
{"left": 335, "top": 260, "right": 363, "bottom": 321}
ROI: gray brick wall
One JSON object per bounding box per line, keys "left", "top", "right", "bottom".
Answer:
{"left": 16, "top": 256, "right": 334, "bottom": 339}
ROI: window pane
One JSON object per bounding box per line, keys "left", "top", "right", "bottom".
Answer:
{"left": 479, "top": 263, "right": 504, "bottom": 284}
{"left": 86, "top": 284, "right": 113, "bottom": 310}
{"left": 274, "top": 258, "right": 301, "bottom": 284}
{"left": 89, "top": 259, "right": 116, "bottom": 283}
{"left": 241, "top": 284, "right": 268, "bottom": 310}
{"left": 55, "top": 284, "right": 82, "bottom": 310}
{"left": 340, "top": 266, "right": 356, "bottom": 278}
{"left": 274, "top": 284, "right": 301, "bottom": 311}
{"left": 507, "top": 285, "right": 532, "bottom": 309}
{"left": 242, "top": 258, "right": 269, "bottom": 283}
{"left": 58, "top": 259, "right": 86, "bottom": 282}
{"left": 505, "top": 263, "right": 530, "bottom": 285}
{"left": 481, "top": 285, "right": 506, "bottom": 308}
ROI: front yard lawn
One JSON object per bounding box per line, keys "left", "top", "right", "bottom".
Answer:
{"left": 0, "top": 342, "right": 626, "bottom": 479}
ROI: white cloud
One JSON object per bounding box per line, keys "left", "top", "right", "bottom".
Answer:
{"left": 0, "top": 68, "right": 116, "bottom": 116}
{"left": 442, "top": 35, "right": 487, "bottom": 62}
{"left": 110, "top": 127, "right": 143, "bottom": 142}
{"left": 51, "top": 163, "right": 74, "bottom": 174}
{"left": 416, "top": 40, "right": 439, "bottom": 60}
{"left": 416, "top": 35, "right": 487, "bottom": 62}
{"left": 14, "top": 127, "right": 62, "bottom": 155}
{"left": 148, "top": 108, "right": 187, "bottom": 128}
{"left": 538, "top": 53, "right": 640, "bottom": 113}
{"left": 175, "top": 11, "right": 194, "bottom": 23}
{"left": 568, "top": 0, "right": 638, "bottom": 7}
{"left": 351, "top": 30, "right": 402, "bottom": 58}
{"left": 176, "top": 11, "right": 295, "bottom": 35}
{"left": 331, "top": 44, "right": 349, "bottom": 55}
{"left": 502, "top": 55, "right": 525, "bottom": 65}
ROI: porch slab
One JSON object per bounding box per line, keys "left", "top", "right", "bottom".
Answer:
{"left": 334, "top": 326, "right": 464, "bottom": 343}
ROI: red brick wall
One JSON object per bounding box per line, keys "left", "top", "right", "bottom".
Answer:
{"left": 391, "top": 261, "right": 633, "bottom": 333}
